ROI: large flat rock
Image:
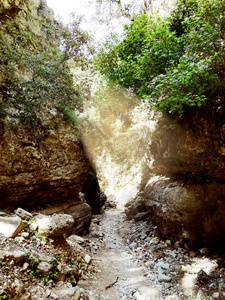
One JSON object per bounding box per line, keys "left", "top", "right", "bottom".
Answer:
{"left": 0, "top": 215, "right": 24, "bottom": 238}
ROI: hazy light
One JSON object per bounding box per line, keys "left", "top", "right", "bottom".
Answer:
{"left": 46, "top": 0, "right": 91, "bottom": 23}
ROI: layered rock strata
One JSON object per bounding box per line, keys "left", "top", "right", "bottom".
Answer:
{"left": 0, "top": 123, "right": 90, "bottom": 209}
{"left": 142, "top": 111, "right": 225, "bottom": 250}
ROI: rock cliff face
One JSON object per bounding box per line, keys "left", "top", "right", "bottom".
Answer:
{"left": 146, "top": 113, "right": 225, "bottom": 180}
{"left": 0, "top": 0, "right": 58, "bottom": 48}
{"left": 0, "top": 122, "right": 90, "bottom": 209}
{"left": 142, "top": 111, "right": 225, "bottom": 250}
{"left": 0, "top": 0, "right": 96, "bottom": 217}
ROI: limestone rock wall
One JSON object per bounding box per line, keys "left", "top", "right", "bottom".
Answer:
{"left": 143, "top": 111, "right": 225, "bottom": 250}
{"left": 0, "top": 122, "right": 90, "bottom": 209}
{"left": 0, "top": 0, "right": 95, "bottom": 211}
{"left": 146, "top": 113, "right": 225, "bottom": 181}
{"left": 0, "top": 0, "right": 59, "bottom": 48}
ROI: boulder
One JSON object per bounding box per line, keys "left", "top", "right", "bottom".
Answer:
{"left": 0, "top": 215, "right": 24, "bottom": 238}
{"left": 125, "top": 192, "right": 146, "bottom": 219}
{"left": 67, "top": 234, "right": 84, "bottom": 244}
{"left": 52, "top": 282, "right": 80, "bottom": 300}
{"left": 145, "top": 177, "right": 225, "bottom": 249}
{"left": 63, "top": 203, "right": 92, "bottom": 234}
{"left": 7, "top": 250, "right": 27, "bottom": 263}
{"left": 29, "top": 214, "right": 74, "bottom": 237}
{"left": 38, "top": 261, "right": 53, "bottom": 275}
{"left": 38, "top": 202, "right": 92, "bottom": 235}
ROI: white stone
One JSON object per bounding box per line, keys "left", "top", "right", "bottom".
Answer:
{"left": 7, "top": 250, "right": 26, "bottom": 263}
{"left": 67, "top": 234, "right": 84, "bottom": 244}
{"left": 158, "top": 274, "right": 172, "bottom": 282}
{"left": 0, "top": 215, "right": 24, "bottom": 238}
{"left": 84, "top": 254, "right": 92, "bottom": 264}
{"left": 53, "top": 283, "right": 80, "bottom": 299}
{"left": 212, "top": 292, "right": 220, "bottom": 299}
{"left": 14, "top": 208, "right": 33, "bottom": 220}
{"left": 38, "top": 261, "right": 53, "bottom": 274}
{"left": 21, "top": 232, "right": 29, "bottom": 238}
{"left": 22, "top": 262, "right": 29, "bottom": 270}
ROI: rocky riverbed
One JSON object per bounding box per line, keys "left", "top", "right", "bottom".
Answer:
{"left": 80, "top": 208, "right": 225, "bottom": 300}
{"left": 1, "top": 205, "right": 225, "bottom": 299}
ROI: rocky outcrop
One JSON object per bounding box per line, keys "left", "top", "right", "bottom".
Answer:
{"left": 125, "top": 192, "right": 146, "bottom": 219}
{"left": 0, "top": 0, "right": 59, "bottom": 48}
{"left": 145, "top": 177, "right": 225, "bottom": 249}
{"left": 0, "top": 123, "right": 90, "bottom": 209}
{"left": 0, "top": 1, "right": 92, "bottom": 211}
{"left": 142, "top": 111, "right": 225, "bottom": 250}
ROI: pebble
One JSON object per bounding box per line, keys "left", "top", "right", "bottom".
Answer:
{"left": 84, "top": 254, "right": 92, "bottom": 264}
{"left": 158, "top": 274, "right": 172, "bottom": 282}
{"left": 21, "top": 232, "right": 30, "bottom": 239}
{"left": 212, "top": 292, "right": 219, "bottom": 298}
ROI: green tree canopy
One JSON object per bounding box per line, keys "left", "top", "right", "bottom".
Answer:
{"left": 95, "top": 0, "right": 225, "bottom": 116}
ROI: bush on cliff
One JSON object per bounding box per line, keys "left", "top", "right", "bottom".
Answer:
{"left": 0, "top": 4, "right": 93, "bottom": 125}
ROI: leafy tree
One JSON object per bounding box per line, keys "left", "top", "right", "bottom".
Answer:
{"left": 95, "top": 0, "right": 225, "bottom": 116}
{"left": 59, "top": 13, "right": 95, "bottom": 64}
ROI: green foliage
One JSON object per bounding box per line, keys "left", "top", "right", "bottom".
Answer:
{"left": 25, "top": 256, "right": 59, "bottom": 284}
{"left": 95, "top": 0, "right": 225, "bottom": 116}
{"left": 0, "top": 291, "right": 7, "bottom": 299}
{"left": 59, "top": 13, "right": 95, "bottom": 64}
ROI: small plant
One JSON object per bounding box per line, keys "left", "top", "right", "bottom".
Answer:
{"left": 55, "top": 254, "right": 61, "bottom": 261}
{"left": 69, "top": 260, "right": 76, "bottom": 266}
{"left": 29, "top": 217, "right": 37, "bottom": 224}
{"left": 30, "top": 257, "right": 39, "bottom": 267}
{"left": 22, "top": 220, "right": 29, "bottom": 227}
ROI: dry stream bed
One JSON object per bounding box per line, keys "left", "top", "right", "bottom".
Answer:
{"left": 0, "top": 207, "right": 225, "bottom": 299}
{"left": 80, "top": 208, "right": 225, "bottom": 300}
